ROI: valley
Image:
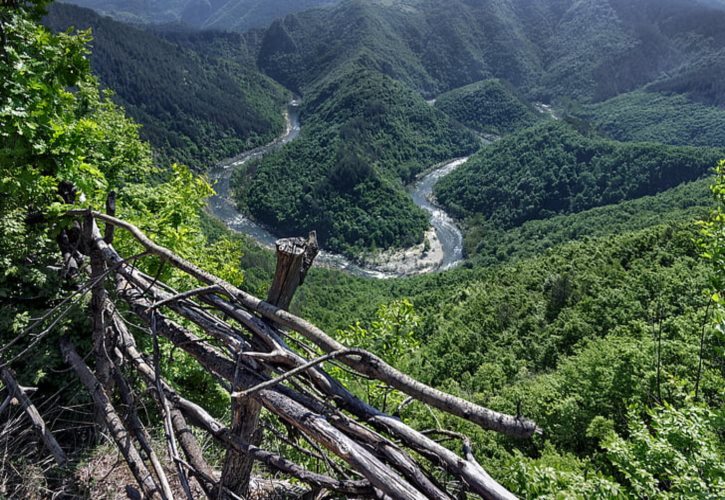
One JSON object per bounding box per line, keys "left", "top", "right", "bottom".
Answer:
{"left": 209, "top": 100, "right": 471, "bottom": 277}
{"left": 3, "top": 0, "right": 725, "bottom": 498}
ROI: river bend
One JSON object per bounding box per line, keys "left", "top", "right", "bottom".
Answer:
{"left": 208, "top": 102, "right": 468, "bottom": 278}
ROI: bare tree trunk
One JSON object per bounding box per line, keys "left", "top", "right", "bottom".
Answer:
{"left": 220, "top": 234, "right": 318, "bottom": 499}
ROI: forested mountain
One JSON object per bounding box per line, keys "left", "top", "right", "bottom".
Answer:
{"left": 3, "top": 0, "right": 725, "bottom": 497}
{"left": 435, "top": 121, "right": 724, "bottom": 227}
{"left": 233, "top": 62, "right": 478, "bottom": 254}
{"left": 60, "top": 0, "right": 339, "bottom": 30}
{"left": 434, "top": 79, "right": 543, "bottom": 135}
{"left": 584, "top": 90, "right": 725, "bottom": 148}
{"left": 45, "top": 3, "right": 288, "bottom": 168}
{"left": 48, "top": 0, "right": 725, "bottom": 252}
{"left": 255, "top": 0, "right": 725, "bottom": 103}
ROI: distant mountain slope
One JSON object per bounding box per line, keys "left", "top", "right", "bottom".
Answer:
{"left": 46, "top": 3, "right": 288, "bottom": 168}
{"left": 232, "top": 62, "right": 478, "bottom": 254}
{"left": 257, "top": 0, "right": 543, "bottom": 97}
{"left": 435, "top": 79, "right": 544, "bottom": 135}
{"left": 435, "top": 121, "right": 724, "bottom": 227}
{"left": 585, "top": 91, "right": 725, "bottom": 148}
{"left": 60, "top": 0, "right": 340, "bottom": 30}
{"left": 256, "top": 0, "right": 725, "bottom": 103}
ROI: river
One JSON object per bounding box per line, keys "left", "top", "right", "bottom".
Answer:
{"left": 207, "top": 101, "right": 469, "bottom": 278}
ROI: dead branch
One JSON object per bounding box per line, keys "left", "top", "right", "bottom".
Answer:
{"left": 59, "top": 338, "right": 161, "bottom": 497}
{"left": 54, "top": 211, "right": 542, "bottom": 499}
{"left": 74, "top": 210, "right": 539, "bottom": 439}
{"left": 151, "top": 311, "right": 194, "bottom": 500}
{"left": 115, "top": 330, "right": 374, "bottom": 497}
{"left": 0, "top": 368, "right": 67, "bottom": 466}
{"left": 112, "top": 363, "right": 175, "bottom": 500}
{"left": 231, "top": 348, "right": 365, "bottom": 400}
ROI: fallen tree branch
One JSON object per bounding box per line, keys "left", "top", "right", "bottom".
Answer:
{"left": 109, "top": 240, "right": 520, "bottom": 499}
{"left": 151, "top": 311, "right": 194, "bottom": 500}
{"left": 115, "top": 331, "right": 375, "bottom": 497}
{"left": 0, "top": 368, "right": 67, "bottom": 466}
{"left": 73, "top": 210, "right": 540, "bottom": 439}
{"left": 60, "top": 338, "right": 160, "bottom": 497}
{"left": 231, "top": 348, "right": 365, "bottom": 400}
{"left": 147, "top": 285, "right": 225, "bottom": 311}
{"left": 112, "top": 362, "right": 175, "bottom": 500}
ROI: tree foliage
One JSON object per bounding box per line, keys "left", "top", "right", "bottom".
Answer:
{"left": 435, "top": 79, "right": 543, "bottom": 135}
{"left": 436, "top": 122, "right": 724, "bottom": 228}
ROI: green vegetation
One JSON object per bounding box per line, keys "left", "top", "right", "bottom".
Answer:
{"left": 256, "top": 0, "right": 725, "bottom": 103}
{"left": 257, "top": 0, "right": 542, "bottom": 96}
{"left": 585, "top": 90, "right": 725, "bottom": 148}
{"left": 62, "top": 0, "right": 339, "bottom": 31}
{"left": 290, "top": 219, "right": 725, "bottom": 498}
{"left": 463, "top": 178, "right": 713, "bottom": 264}
{"left": 4, "top": 1, "right": 725, "bottom": 497}
{"left": 435, "top": 79, "right": 543, "bottom": 135}
{"left": 232, "top": 63, "right": 478, "bottom": 255}
{"left": 1, "top": 1, "right": 246, "bottom": 410}
{"left": 45, "top": 3, "right": 288, "bottom": 169}
{"left": 436, "top": 121, "right": 724, "bottom": 228}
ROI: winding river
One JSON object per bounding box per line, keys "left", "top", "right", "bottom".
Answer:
{"left": 208, "top": 101, "right": 469, "bottom": 278}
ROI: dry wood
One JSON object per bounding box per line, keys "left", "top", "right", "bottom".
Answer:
{"left": 267, "top": 232, "right": 319, "bottom": 310}
{"left": 115, "top": 330, "right": 374, "bottom": 497}
{"left": 99, "top": 223, "right": 519, "bottom": 498}
{"left": 84, "top": 213, "right": 115, "bottom": 435}
{"left": 75, "top": 210, "right": 539, "bottom": 439}
{"left": 0, "top": 368, "right": 67, "bottom": 466}
{"left": 170, "top": 408, "right": 218, "bottom": 497}
{"left": 62, "top": 211, "right": 542, "bottom": 499}
{"left": 222, "top": 231, "right": 318, "bottom": 498}
{"left": 116, "top": 277, "right": 429, "bottom": 499}
{"left": 109, "top": 310, "right": 217, "bottom": 498}
{"left": 60, "top": 338, "right": 161, "bottom": 497}
{"left": 113, "top": 362, "right": 175, "bottom": 500}
{"left": 118, "top": 274, "right": 514, "bottom": 499}
{"left": 0, "top": 394, "right": 12, "bottom": 417}
{"left": 104, "top": 190, "right": 116, "bottom": 244}
{"left": 150, "top": 311, "right": 194, "bottom": 500}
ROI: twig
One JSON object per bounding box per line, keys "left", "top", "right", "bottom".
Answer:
{"left": 232, "top": 349, "right": 365, "bottom": 400}
{"left": 147, "top": 285, "right": 225, "bottom": 311}
{"left": 152, "top": 312, "right": 194, "bottom": 500}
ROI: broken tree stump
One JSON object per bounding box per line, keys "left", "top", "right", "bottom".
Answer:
{"left": 267, "top": 232, "right": 319, "bottom": 311}
{"left": 221, "top": 231, "right": 319, "bottom": 498}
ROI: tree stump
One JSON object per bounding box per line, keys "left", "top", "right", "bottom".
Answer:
{"left": 221, "top": 231, "right": 319, "bottom": 498}
{"left": 267, "top": 232, "right": 319, "bottom": 310}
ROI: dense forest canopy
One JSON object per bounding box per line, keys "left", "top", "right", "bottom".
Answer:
{"left": 434, "top": 79, "right": 544, "bottom": 135}
{"left": 233, "top": 62, "right": 478, "bottom": 254}
{"left": 44, "top": 3, "right": 288, "bottom": 169}
{"left": 435, "top": 121, "right": 725, "bottom": 227}
{"left": 1, "top": 0, "right": 725, "bottom": 497}
{"left": 60, "top": 0, "right": 340, "bottom": 31}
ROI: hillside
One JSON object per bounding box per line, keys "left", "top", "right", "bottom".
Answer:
{"left": 45, "top": 3, "right": 288, "bottom": 168}
{"left": 257, "top": 0, "right": 542, "bottom": 97}
{"left": 3, "top": 2, "right": 725, "bottom": 498}
{"left": 60, "top": 0, "right": 340, "bottom": 30}
{"left": 435, "top": 79, "right": 544, "bottom": 135}
{"left": 585, "top": 90, "right": 725, "bottom": 148}
{"left": 435, "top": 121, "right": 723, "bottom": 228}
{"left": 232, "top": 62, "right": 478, "bottom": 254}
{"left": 290, "top": 220, "right": 724, "bottom": 497}
{"left": 256, "top": 0, "right": 725, "bottom": 103}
